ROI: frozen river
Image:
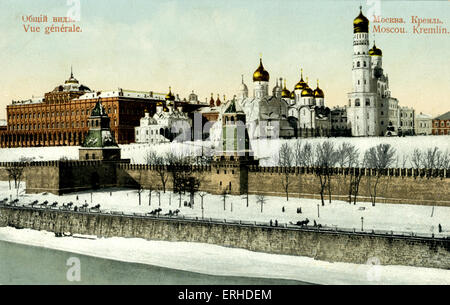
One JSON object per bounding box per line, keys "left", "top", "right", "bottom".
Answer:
{"left": 0, "top": 239, "right": 308, "bottom": 285}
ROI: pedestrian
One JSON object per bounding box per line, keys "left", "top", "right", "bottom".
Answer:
{"left": 314, "top": 220, "right": 317, "bottom": 227}
{"left": 76, "top": 195, "right": 79, "bottom": 201}
{"left": 438, "top": 224, "right": 442, "bottom": 233}
{"left": 275, "top": 220, "right": 278, "bottom": 227}
{"left": 270, "top": 219, "right": 273, "bottom": 226}
{"left": 282, "top": 206, "right": 285, "bottom": 213}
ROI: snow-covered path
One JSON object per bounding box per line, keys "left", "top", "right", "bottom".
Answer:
{"left": 1, "top": 182, "right": 448, "bottom": 237}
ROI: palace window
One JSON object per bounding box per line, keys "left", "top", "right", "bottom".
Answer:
{"left": 355, "top": 99, "right": 360, "bottom": 107}
{"left": 357, "top": 61, "right": 360, "bottom": 67}
{"left": 365, "top": 99, "right": 370, "bottom": 106}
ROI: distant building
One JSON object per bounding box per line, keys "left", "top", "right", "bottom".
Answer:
{"left": 415, "top": 112, "right": 432, "bottom": 135}
{"left": 432, "top": 111, "right": 450, "bottom": 135}
{"left": 398, "top": 106, "right": 415, "bottom": 136}
{"left": 134, "top": 88, "right": 191, "bottom": 143}
{"left": 331, "top": 107, "right": 351, "bottom": 137}
{"left": 0, "top": 70, "right": 203, "bottom": 148}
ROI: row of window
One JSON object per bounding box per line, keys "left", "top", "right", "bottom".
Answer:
{"left": 9, "top": 119, "right": 118, "bottom": 131}
{"left": 9, "top": 107, "right": 119, "bottom": 120}
{"left": 434, "top": 121, "right": 450, "bottom": 127}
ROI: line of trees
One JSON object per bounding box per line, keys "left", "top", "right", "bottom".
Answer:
{"left": 277, "top": 141, "right": 400, "bottom": 206}
{"left": 144, "top": 149, "right": 207, "bottom": 207}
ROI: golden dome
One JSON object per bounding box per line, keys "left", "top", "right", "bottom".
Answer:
{"left": 301, "top": 77, "right": 314, "bottom": 97}
{"left": 281, "top": 79, "right": 291, "bottom": 98}
{"left": 314, "top": 79, "right": 324, "bottom": 98}
{"left": 294, "top": 68, "right": 307, "bottom": 90}
{"left": 290, "top": 90, "right": 295, "bottom": 99}
{"left": 354, "top": 6, "right": 369, "bottom": 33}
{"left": 165, "top": 86, "right": 175, "bottom": 101}
{"left": 253, "top": 57, "right": 270, "bottom": 82}
{"left": 156, "top": 101, "right": 163, "bottom": 106}
{"left": 369, "top": 43, "right": 382, "bottom": 56}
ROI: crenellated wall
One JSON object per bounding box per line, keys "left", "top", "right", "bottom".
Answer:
{"left": 0, "top": 161, "right": 449, "bottom": 205}
{"left": 0, "top": 206, "right": 448, "bottom": 269}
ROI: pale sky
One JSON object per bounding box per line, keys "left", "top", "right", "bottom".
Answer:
{"left": 0, "top": 0, "right": 449, "bottom": 119}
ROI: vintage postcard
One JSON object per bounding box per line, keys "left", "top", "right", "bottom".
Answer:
{"left": 0, "top": 0, "right": 449, "bottom": 292}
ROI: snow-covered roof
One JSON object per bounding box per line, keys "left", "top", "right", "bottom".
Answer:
{"left": 415, "top": 113, "right": 432, "bottom": 120}
{"left": 11, "top": 96, "right": 45, "bottom": 105}
{"left": 0, "top": 119, "right": 6, "bottom": 127}
{"left": 74, "top": 89, "right": 180, "bottom": 101}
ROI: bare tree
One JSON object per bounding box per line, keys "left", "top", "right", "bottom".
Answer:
{"left": 293, "top": 141, "right": 314, "bottom": 199}
{"left": 6, "top": 157, "right": 32, "bottom": 199}
{"left": 411, "top": 147, "right": 450, "bottom": 169}
{"left": 145, "top": 150, "right": 169, "bottom": 193}
{"left": 256, "top": 194, "right": 267, "bottom": 213}
{"left": 314, "top": 141, "right": 338, "bottom": 206}
{"left": 278, "top": 143, "right": 293, "bottom": 201}
{"left": 411, "top": 148, "right": 422, "bottom": 168}
{"left": 364, "top": 143, "right": 396, "bottom": 206}
{"left": 334, "top": 143, "right": 361, "bottom": 204}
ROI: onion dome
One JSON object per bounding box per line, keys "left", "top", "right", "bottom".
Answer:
{"left": 209, "top": 93, "right": 215, "bottom": 107}
{"left": 281, "top": 79, "right": 291, "bottom": 98}
{"left": 353, "top": 6, "right": 369, "bottom": 33}
{"left": 156, "top": 101, "right": 163, "bottom": 106}
{"left": 253, "top": 57, "right": 270, "bottom": 82}
{"left": 369, "top": 42, "right": 382, "bottom": 56}
{"left": 290, "top": 90, "right": 295, "bottom": 99}
{"left": 165, "top": 86, "right": 175, "bottom": 101}
{"left": 294, "top": 68, "right": 307, "bottom": 90}
{"left": 313, "top": 79, "right": 324, "bottom": 98}
{"left": 301, "top": 78, "right": 314, "bottom": 97}
{"left": 216, "top": 94, "right": 221, "bottom": 107}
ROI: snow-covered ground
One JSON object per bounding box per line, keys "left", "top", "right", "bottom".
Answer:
{"left": 1, "top": 182, "right": 448, "bottom": 237}
{"left": 0, "top": 136, "right": 449, "bottom": 168}
{"left": 0, "top": 227, "right": 448, "bottom": 285}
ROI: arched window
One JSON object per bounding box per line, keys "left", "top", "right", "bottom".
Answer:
{"left": 357, "top": 61, "right": 360, "bottom": 67}
{"left": 86, "top": 153, "right": 89, "bottom": 160}
{"left": 355, "top": 99, "right": 360, "bottom": 107}
{"left": 365, "top": 99, "right": 370, "bottom": 106}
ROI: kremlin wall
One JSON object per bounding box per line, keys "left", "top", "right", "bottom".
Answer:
{"left": 0, "top": 161, "right": 449, "bottom": 207}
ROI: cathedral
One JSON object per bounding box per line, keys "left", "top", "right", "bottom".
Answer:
{"left": 347, "top": 6, "right": 406, "bottom": 137}
{"left": 230, "top": 57, "right": 331, "bottom": 139}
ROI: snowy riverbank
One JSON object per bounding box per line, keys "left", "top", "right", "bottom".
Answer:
{"left": 0, "top": 227, "right": 448, "bottom": 285}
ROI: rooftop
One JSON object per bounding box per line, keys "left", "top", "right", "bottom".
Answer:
{"left": 434, "top": 111, "right": 450, "bottom": 121}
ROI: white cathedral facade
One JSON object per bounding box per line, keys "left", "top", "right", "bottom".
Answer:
{"left": 347, "top": 7, "right": 409, "bottom": 137}
{"left": 225, "top": 58, "right": 331, "bottom": 139}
